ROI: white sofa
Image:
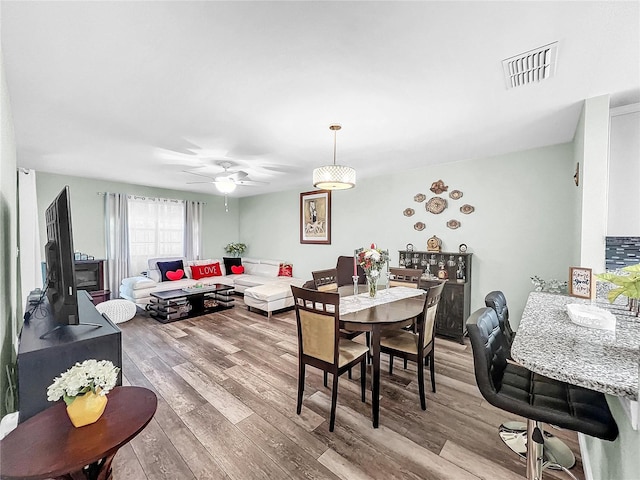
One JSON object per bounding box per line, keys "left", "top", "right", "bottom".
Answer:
{"left": 119, "top": 256, "right": 304, "bottom": 317}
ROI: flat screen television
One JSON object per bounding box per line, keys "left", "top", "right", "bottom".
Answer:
{"left": 44, "top": 185, "right": 79, "bottom": 326}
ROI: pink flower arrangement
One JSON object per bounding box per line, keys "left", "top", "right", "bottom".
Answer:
{"left": 357, "top": 243, "right": 390, "bottom": 274}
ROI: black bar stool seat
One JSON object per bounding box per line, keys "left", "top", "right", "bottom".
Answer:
{"left": 467, "top": 307, "right": 618, "bottom": 479}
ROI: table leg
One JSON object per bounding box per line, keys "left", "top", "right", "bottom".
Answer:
{"left": 56, "top": 453, "right": 115, "bottom": 480}
{"left": 371, "top": 326, "right": 381, "bottom": 428}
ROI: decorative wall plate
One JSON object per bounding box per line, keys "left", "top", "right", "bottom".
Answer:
{"left": 414, "top": 222, "right": 425, "bottom": 231}
{"left": 403, "top": 208, "right": 415, "bottom": 217}
{"left": 426, "top": 196, "right": 447, "bottom": 214}
{"left": 449, "top": 190, "right": 463, "bottom": 200}
{"left": 414, "top": 193, "right": 426, "bottom": 202}
{"left": 447, "top": 219, "right": 461, "bottom": 229}
{"left": 460, "top": 204, "right": 475, "bottom": 214}
{"left": 430, "top": 179, "right": 448, "bottom": 194}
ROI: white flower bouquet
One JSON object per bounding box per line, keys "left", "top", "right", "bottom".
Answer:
{"left": 47, "top": 359, "right": 120, "bottom": 405}
{"left": 357, "top": 243, "right": 390, "bottom": 275}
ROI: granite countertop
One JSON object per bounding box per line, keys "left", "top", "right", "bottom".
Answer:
{"left": 512, "top": 291, "right": 639, "bottom": 400}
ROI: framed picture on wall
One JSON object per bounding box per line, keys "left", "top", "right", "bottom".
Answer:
{"left": 300, "top": 190, "right": 331, "bottom": 244}
{"left": 569, "top": 267, "right": 594, "bottom": 299}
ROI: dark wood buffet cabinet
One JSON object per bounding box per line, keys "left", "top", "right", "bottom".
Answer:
{"left": 398, "top": 250, "right": 472, "bottom": 344}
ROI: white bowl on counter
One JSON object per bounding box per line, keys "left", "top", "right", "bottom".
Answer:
{"left": 566, "top": 303, "right": 617, "bottom": 331}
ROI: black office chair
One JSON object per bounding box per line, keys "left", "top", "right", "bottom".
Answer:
{"left": 466, "top": 307, "right": 618, "bottom": 480}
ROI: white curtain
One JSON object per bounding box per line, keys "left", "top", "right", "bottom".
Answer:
{"left": 105, "top": 193, "right": 130, "bottom": 299}
{"left": 184, "top": 200, "right": 204, "bottom": 260}
{"left": 18, "top": 169, "right": 42, "bottom": 299}
{"left": 127, "top": 196, "right": 184, "bottom": 275}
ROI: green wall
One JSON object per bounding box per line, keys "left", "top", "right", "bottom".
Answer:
{"left": 240, "top": 142, "right": 577, "bottom": 328}
{"left": 35, "top": 174, "right": 242, "bottom": 267}
{"left": 0, "top": 54, "right": 18, "bottom": 417}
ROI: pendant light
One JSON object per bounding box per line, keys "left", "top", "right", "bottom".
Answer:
{"left": 313, "top": 124, "right": 356, "bottom": 190}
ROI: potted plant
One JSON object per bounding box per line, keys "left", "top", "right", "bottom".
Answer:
{"left": 595, "top": 263, "right": 640, "bottom": 316}
{"left": 47, "top": 359, "right": 120, "bottom": 427}
{"left": 224, "top": 242, "right": 247, "bottom": 257}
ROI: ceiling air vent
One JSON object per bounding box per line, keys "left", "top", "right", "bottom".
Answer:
{"left": 502, "top": 42, "right": 558, "bottom": 89}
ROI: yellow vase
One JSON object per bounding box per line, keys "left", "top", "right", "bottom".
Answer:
{"left": 66, "top": 390, "right": 108, "bottom": 428}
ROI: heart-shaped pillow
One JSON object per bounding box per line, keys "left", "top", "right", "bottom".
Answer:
{"left": 230, "top": 265, "right": 245, "bottom": 274}
{"left": 166, "top": 269, "right": 185, "bottom": 281}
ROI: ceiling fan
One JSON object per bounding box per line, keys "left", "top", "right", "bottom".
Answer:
{"left": 185, "top": 161, "right": 268, "bottom": 212}
{"left": 185, "top": 161, "right": 268, "bottom": 194}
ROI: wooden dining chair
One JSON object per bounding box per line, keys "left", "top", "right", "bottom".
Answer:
{"left": 312, "top": 268, "right": 339, "bottom": 292}
{"left": 380, "top": 281, "right": 445, "bottom": 410}
{"left": 312, "top": 267, "right": 364, "bottom": 348}
{"left": 291, "top": 286, "right": 368, "bottom": 431}
{"left": 388, "top": 267, "right": 423, "bottom": 288}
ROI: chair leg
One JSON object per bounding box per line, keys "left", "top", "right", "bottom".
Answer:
{"left": 366, "top": 332, "right": 371, "bottom": 364}
{"left": 360, "top": 358, "right": 366, "bottom": 402}
{"left": 526, "top": 420, "right": 544, "bottom": 480}
{"left": 389, "top": 355, "right": 394, "bottom": 374}
{"left": 324, "top": 371, "right": 328, "bottom": 388}
{"left": 297, "top": 363, "right": 305, "bottom": 415}
{"left": 403, "top": 358, "right": 408, "bottom": 369}
{"left": 348, "top": 368, "right": 352, "bottom": 380}
{"left": 329, "top": 372, "right": 339, "bottom": 432}
{"left": 430, "top": 350, "right": 436, "bottom": 393}
{"left": 417, "top": 355, "right": 426, "bottom": 410}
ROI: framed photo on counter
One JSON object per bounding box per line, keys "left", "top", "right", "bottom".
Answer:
{"left": 569, "top": 267, "right": 594, "bottom": 299}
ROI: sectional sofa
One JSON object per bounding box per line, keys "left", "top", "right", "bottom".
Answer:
{"left": 119, "top": 256, "right": 305, "bottom": 317}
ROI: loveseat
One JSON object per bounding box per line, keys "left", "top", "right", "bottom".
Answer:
{"left": 119, "top": 256, "right": 305, "bottom": 317}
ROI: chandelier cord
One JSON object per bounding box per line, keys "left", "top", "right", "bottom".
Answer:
{"left": 333, "top": 129, "right": 337, "bottom": 166}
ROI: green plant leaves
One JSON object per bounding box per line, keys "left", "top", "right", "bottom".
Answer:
{"left": 596, "top": 262, "right": 640, "bottom": 302}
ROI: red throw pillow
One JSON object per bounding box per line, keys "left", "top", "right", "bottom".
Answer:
{"left": 230, "top": 265, "right": 245, "bottom": 274}
{"left": 166, "top": 269, "right": 185, "bottom": 281}
{"left": 278, "top": 263, "right": 293, "bottom": 277}
{"left": 190, "top": 262, "right": 222, "bottom": 280}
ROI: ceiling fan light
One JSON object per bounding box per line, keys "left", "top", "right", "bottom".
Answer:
{"left": 313, "top": 165, "right": 356, "bottom": 190}
{"left": 216, "top": 178, "right": 236, "bottom": 194}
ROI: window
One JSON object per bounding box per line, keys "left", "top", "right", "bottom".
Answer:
{"left": 127, "top": 196, "right": 185, "bottom": 274}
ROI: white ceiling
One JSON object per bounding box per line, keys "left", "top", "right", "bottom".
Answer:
{"left": 2, "top": 1, "right": 639, "bottom": 197}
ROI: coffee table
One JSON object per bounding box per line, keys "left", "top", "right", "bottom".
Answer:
{"left": 148, "top": 283, "right": 234, "bottom": 323}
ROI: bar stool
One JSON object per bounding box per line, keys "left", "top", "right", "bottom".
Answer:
{"left": 466, "top": 307, "right": 618, "bottom": 480}
{"left": 484, "top": 290, "right": 576, "bottom": 470}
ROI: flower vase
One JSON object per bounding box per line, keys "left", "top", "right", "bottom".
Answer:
{"left": 66, "top": 390, "right": 108, "bottom": 428}
{"left": 366, "top": 270, "right": 380, "bottom": 298}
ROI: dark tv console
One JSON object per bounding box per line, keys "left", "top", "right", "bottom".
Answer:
{"left": 17, "top": 290, "right": 122, "bottom": 423}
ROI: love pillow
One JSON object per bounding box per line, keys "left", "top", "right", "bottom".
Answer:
{"left": 230, "top": 265, "right": 245, "bottom": 274}
{"left": 190, "top": 262, "right": 223, "bottom": 280}
{"left": 158, "top": 260, "right": 185, "bottom": 282}
{"left": 166, "top": 269, "right": 185, "bottom": 281}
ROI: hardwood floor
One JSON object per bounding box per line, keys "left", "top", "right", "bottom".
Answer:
{"left": 112, "top": 297, "right": 585, "bottom": 480}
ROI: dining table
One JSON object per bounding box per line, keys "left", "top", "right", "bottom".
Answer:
{"left": 338, "top": 285, "right": 427, "bottom": 428}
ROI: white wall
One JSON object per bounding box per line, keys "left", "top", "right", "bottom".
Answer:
{"left": 240, "top": 142, "right": 577, "bottom": 329}
{"left": 608, "top": 103, "right": 640, "bottom": 236}
{"left": 579, "top": 94, "right": 610, "bottom": 271}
